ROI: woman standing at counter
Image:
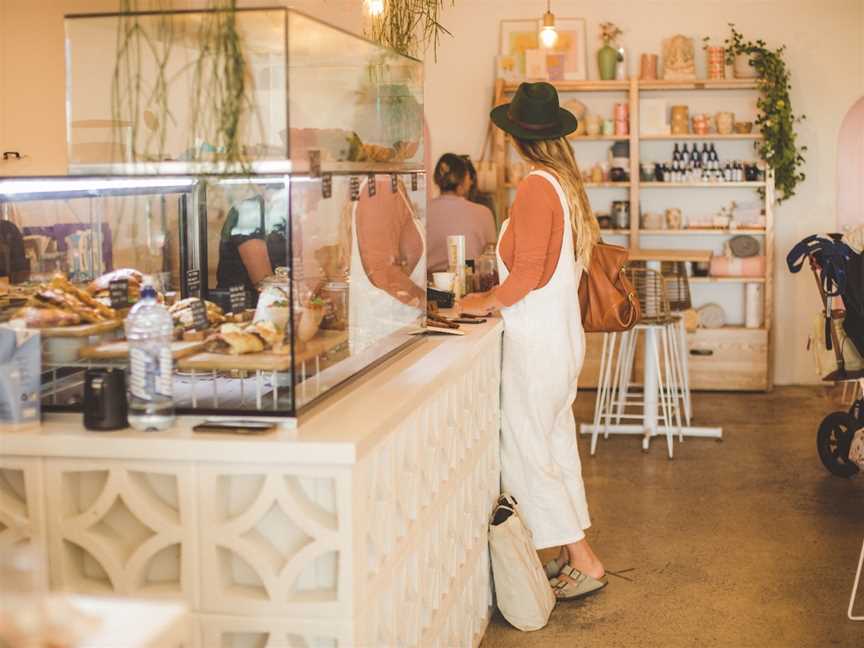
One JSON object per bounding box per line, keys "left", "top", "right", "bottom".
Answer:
{"left": 426, "top": 154, "right": 497, "bottom": 273}
{"left": 460, "top": 82, "right": 605, "bottom": 600}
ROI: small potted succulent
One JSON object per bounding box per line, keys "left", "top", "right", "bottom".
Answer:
{"left": 297, "top": 296, "right": 327, "bottom": 343}
{"left": 598, "top": 22, "right": 623, "bottom": 81}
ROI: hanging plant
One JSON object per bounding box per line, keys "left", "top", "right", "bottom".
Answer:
{"left": 112, "top": 0, "right": 260, "bottom": 169}
{"left": 364, "top": 0, "right": 454, "bottom": 59}
{"left": 723, "top": 24, "right": 806, "bottom": 203}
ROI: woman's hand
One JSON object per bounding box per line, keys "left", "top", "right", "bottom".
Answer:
{"left": 459, "top": 290, "right": 497, "bottom": 316}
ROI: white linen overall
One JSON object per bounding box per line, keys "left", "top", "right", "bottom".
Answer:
{"left": 348, "top": 182, "right": 425, "bottom": 353}
{"left": 496, "top": 170, "right": 591, "bottom": 549}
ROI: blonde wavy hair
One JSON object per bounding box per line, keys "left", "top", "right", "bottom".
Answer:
{"left": 512, "top": 136, "right": 600, "bottom": 266}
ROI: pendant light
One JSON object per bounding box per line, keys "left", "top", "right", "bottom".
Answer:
{"left": 539, "top": 0, "right": 558, "bottom": 49}
{"left": 366, "top": 0, "right": 385, "bottom": 17}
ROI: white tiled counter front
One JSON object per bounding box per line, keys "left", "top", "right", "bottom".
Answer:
{"left": 0, "top": 318, "right": 504, "bottom": 648}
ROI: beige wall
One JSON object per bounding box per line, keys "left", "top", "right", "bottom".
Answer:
{"left": 424, "top": 0, "right": 864, "bottom": 386}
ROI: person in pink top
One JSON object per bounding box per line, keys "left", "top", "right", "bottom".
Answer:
{"left": 426, "top": 154, "right": 497, "bottom": 273}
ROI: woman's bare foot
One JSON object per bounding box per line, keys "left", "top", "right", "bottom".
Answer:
{"left": 563, "top": 539, "right": 605, "bottom": 580}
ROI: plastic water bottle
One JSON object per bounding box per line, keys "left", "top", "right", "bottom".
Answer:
{"left": 125, "top": 284, "right": 175, "bottom": 431}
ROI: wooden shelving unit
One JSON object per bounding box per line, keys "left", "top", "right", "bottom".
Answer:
{"left": 640, "top": 133, "right": 762, "bottom": 141}
{"left": 640, "top": 229, "right": 767, "bottom": 236}
{"left": 491, "top": 76, "right": 775, "bottom": 391}
{"left": 640, "top": 181, "right": 766, "bottom": 188}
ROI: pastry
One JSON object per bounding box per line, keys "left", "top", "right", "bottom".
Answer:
{"left": 15, "top": 306, "right": 81, "bottom": 328}
{"left": 208, "top": 323, "right": 265, "bottom": 355}
{"left": 86, "top": 268, "right": 145, "bottom": 295}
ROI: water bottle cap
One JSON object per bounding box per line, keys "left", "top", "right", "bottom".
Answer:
{"left": 140, "top": 284, "right": 157, "bottom": 300}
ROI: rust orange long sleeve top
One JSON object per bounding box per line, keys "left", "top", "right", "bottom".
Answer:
{"left": 356, "top": 178, "right": 425, "bottom": 305}
{"left": 496, "top": 174, "right": 565, "bottom": 307}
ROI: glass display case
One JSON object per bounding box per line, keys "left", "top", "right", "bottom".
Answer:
{"left": 0, "top": 8, "right": 426, "bottom": 419}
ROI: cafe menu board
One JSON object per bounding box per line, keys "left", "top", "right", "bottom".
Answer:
{"left": 229, "top": 285, "right": 246, "bottom": 314}
{"left": 188, "top": 299, "right": 209, "bottom": 331}
{"left": 108, "top": 279, "right": 129, "bottom": 309}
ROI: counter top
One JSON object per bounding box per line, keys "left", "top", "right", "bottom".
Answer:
{"left": 0, "top": 316, "right": 503, "bottom": 465}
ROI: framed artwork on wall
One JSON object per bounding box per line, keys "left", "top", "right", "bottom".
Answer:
{"left": 550, "top": 18, "right": 587, "bottom": 81}
{"left": 499, "top": 19, "right": 539, "bottom": 78}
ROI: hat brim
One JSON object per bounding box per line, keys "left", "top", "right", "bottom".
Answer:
{"left": 490, "top": 103, "right": 578, "bottom": 141}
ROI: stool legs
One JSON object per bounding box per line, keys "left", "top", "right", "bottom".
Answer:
{"left": 850, "top": 537, "right": 864, "bottom": 621}
{"left": 589, "top": 325, "right": 681, "bottom": 458}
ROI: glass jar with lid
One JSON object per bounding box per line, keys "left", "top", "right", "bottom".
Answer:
{"left": 476, "top": 243, "right": 499, "bottom": 292}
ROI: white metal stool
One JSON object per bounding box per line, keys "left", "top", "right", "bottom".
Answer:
{"left": 850, "top": 536, "right": 864, "bottom": 621}
{"left": 589, "top": 268, "right": 683, "bottom": 458}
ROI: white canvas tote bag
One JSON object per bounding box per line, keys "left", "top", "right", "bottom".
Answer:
{"left": 489, "top": 494, "right": 555, "bottom": 631}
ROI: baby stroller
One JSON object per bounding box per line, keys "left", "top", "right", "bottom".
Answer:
{"left": 788, "top": 232, "right": 864, "bottom": 478}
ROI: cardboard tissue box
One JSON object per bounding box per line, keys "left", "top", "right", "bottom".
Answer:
{"left": 0, "top": 322, "right": 41, "bottom": 427}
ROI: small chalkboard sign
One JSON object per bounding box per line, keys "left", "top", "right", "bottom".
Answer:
{"left": 322, "top": 173, "right": 332, "bottom": 199}
{"left": 411, "top": 172, "right": 419, "bottom": 191}
{"left": 390, "top": 173, "right": 399, "bottom": 193}
{"left": 228, "top": 285, "right": 246, "bottom": 314}
{"left": 186, "top": 268, "right": 201, "bottom": 296}
{"left": 350, "top": 176, "right": 360, "bottom": 201}
{"left": 309, "top": 149, "right": 322, "bottom": 178}
{"left": 189, "top": 299, "right": 209, "bottom": 331}
{"left": 108, "top": 278, "right": 129, "bottom": 309}
{"left": 367, "top": 174, "right": 376, "bottom": 197}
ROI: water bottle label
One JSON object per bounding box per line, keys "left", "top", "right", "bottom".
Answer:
{"left": 158, "top": 347, "right": 173, "bottom": 398}
{"left": 129, "top": 347, "right": 152, "bottom": 400}
{"left": 130, "top": 347, "right": 173, "bottom": 400}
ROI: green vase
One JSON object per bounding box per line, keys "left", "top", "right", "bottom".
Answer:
{"left": 597, "top": 44, "right": 618, "bottom": 80}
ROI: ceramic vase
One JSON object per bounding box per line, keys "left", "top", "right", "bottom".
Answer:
{"left": 598, "top": 43, "right": 618, "bottom": 80}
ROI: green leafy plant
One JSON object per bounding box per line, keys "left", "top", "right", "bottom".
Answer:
{"left": 723, "top": 24, "right": 806, "bottom": 203}
{"left": 364, "top": 0, "right": 454, "bottom": 59}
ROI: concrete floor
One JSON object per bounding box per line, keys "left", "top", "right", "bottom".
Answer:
{"left": 481, "top": 386, "right": 864, "bottom": 648}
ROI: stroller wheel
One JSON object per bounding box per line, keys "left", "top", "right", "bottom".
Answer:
{"left": 817, "top": 412, "right": 861, "bottom": 478}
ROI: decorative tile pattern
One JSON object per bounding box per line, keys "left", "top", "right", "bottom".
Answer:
{"left": 44, "top": 460, "right": 196, "bottom": 599}
{"left": 198, "top": 468, "right": 345, "bottom": 616}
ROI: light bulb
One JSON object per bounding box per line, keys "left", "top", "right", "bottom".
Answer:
{"left": 539, "top": 25, "right": 558, "bottom": 48}
{"left": 367, "top": 0, "right": 384, "bottom": 16}
{"left": 539, "top": 10, "right": 558, "bottom": 48}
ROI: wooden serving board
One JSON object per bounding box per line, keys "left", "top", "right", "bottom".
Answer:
{"left": 177, "top": 351, "right": 293, "bottom": 372}
{"left": 80, "top": 340, "right": 206, "bottom": 360}
{"left": 38, "top": 320, "right": 123, "bottom": 338}
{"left": 176, "top": 330, "right": 349, "bottom": 373}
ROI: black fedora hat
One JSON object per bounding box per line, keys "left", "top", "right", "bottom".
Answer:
{"left": 490, "top": 82, "right": 578, "bottom": 141}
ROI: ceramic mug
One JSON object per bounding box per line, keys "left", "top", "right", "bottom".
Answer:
{"left": 585, "top": 115, "right": 603, "bottom": 136}
{"left": 716, "top": 111, "right": 735, "bottom": 135}
{"left": 432, "top": 272, "right": 455, "bottom": 291}
{"left": 602, "top": 119, "right": 615, "bottom": 136}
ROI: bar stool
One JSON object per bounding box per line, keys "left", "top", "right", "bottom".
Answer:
{"left": 661, "top": 260, "right": 693, "bottom": 426}
{"left": 589, "top": 267, "right": 683, "bottom": 459}
{"left": 609, "top": 261, "right": 692, "bottom": 434}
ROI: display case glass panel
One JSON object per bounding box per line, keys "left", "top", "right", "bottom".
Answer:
{"left": 0, "top": 172, "right": 426, "bottom": 417}
{"left": 64, "top": 8, "right": 424, "bottom": 175}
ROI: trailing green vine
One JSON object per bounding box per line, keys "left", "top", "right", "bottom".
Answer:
{"left": 723, "top": 24, "right": 806, "bottom": 203}
{"left": 364, "top": 0, "right": 454, "bottom": 59}
{"left": 112, "top": 0, "right": 259, "bottom": 170}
